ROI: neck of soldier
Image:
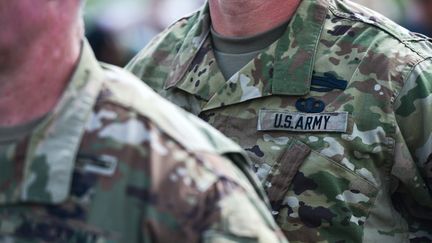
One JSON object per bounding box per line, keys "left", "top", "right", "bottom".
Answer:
{"left": 209, "top": 0, "right": 302, "bottom": 37}
{"left": 0, "top": 27, "right": 81, "bottom": 127}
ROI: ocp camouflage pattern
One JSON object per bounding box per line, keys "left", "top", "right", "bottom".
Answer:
{"left": 126, "top": 0, "right": 432, "bottom": 241}
{"left": 0, "top": 41, "right": 287, "bottom": 243}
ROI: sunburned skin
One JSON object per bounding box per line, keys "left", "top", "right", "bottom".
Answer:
{"left": 0, "top": 0, "right": 82, "bottom": 127}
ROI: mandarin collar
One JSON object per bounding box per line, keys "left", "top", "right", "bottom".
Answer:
{"left": 16, "top": 40, "right": 104, "bottom": 204}
{"left": 164, "top": 0, "right": 329, "bottom": 96}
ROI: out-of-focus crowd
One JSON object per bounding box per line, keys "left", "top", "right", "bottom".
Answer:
{"left": 84, "top": 0, "right": 432, "bottom": 66}
{"left": 354, "top": 0, "right": 432, "bottom": 35}
{"left": 85, "top": 0, "right": 204, "bottom": 66}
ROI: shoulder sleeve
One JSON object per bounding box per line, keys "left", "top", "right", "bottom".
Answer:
{"left": 140, "top": 118, "right": 287, "bottom": 243}
{"left": 392, "top": 57, "right": 432, "bottom": 240}
{"left": 125, "top": 20, "right": 187, "bottom": 92}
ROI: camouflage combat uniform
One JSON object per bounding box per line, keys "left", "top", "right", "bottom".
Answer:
{"left": 126, "top": 0, "right": 432, "bottom": 241}
{"left": 0, "top": 42, "right": 287, "bottom": 243}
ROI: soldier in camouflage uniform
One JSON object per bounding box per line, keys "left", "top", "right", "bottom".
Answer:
{"left": 0, "top": 0, "right": 287, "bottom": 242}
{"left": 126, "top": 0, "right": 432, "bottom": 241}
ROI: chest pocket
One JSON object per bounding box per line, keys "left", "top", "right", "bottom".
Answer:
{"left": 264, "top": 139, "right": 378, "bottom": 242}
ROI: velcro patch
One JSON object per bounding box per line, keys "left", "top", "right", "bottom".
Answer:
{"left": 258, "top": 109, "right": 349, "bottom": 133}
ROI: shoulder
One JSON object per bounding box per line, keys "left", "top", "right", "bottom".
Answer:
{"left": 78, "top": 65, "right": 282, "bottom": 241}
{"left": 319, "top": 0, "right": 432, "bottom": 95}
{"left": 125, "top": 11, "right": 199, "bottom": 67}
{"left": 125, "top": 10, "right": 202, "bottom": 90}
{"left": 327, "top": 0, "right": 432, "bottom": 60}
{"left": 96, "top": 63, "right": 245, "bottom": 157}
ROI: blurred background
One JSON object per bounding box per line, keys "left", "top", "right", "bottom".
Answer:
{"left": 83, "top": 0, "right": 432, "bottom": 66}
{"left": 84, "top": 0, "right": 205, "bottom": 66}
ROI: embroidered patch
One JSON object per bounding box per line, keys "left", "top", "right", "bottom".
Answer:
{"left": 311, "top": 73, "right": 348, "bottom": 92}
{"left": 295, "top": 97, "right": 325, "bottom": 113}
{"left": 258, "top": 109, "right": 349, "bottom": 133}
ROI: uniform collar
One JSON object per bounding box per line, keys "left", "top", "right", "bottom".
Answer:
{"left": 164, "top": 0, "right": 329, "bottom": 96}
{"left": 10, "top": 40, "right": 104, "bottom": 205}
{"left": 164, "top": 4, "right": 211, "bottom": 89}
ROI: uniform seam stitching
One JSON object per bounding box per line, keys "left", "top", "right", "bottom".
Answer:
{"left": 312, "top": 149, "right": 379, "bottom": 189}
{"left": 328, "top": 6, "right": 432, "bottom": 60}
{"left": 388, "top": 57, "right": 432, "bottom": 196}
{"left": 392, "top": 57, "right": 432, "bottom": 109}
